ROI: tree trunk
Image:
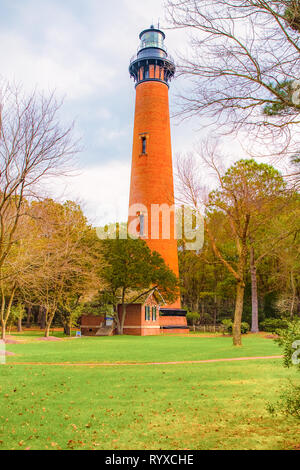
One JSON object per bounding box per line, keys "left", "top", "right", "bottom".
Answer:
{"left": 38, "top": 306, "right": 44, "bottom": 329}
{"left": 3, "top": 287, "right": 17, "bottom": 338}
{"left": 113, "top": 304, "right": 122, "bottom": 335}
{"left": 290, "top": 271, "right": 296, "bottom": 319}
{"left": 44, "top": 308, "right": 55, "bottom": 338}
{"left": 26, "top": 305, "right": 32, "bottom": 328}
{"left": 213, "top": 294, "right": 217, "bottom": 327}
{"left": 116, "top": 290, "right": 127, "bottom": 336}
{"left": 0, "top": 294, "right": 6, "bottom": 340}
{"left": 64, "top": 320, "right": 71, "bottom": 336}
{"left": 201, "top": 302, "right": 205, "bottom": 319}
{"left": 250, "top": 245, "right": 259, "bottom": 333}
{"left": 17, "top": 317, "right": 22, "bottom": 332}
{"left": 119, "top": 302, "right": 127, "bottom": 335}
{"left": 40, "top": 308, "right": 46, "bottom": 329}
{"left": 45, "top": 324, "right": 51, "bottom": 338}
{"left": 1, "top": 319, "right": 6, "bottom": 340}
{"left": 233, "top": 281, "right": 245, "bottom": 346}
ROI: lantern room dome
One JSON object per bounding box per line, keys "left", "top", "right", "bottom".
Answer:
{"left": 129, "top": 25, "right": 175, "bottom": 87}
{"left": 138, "top": 26, "right": 166, "bottom": 53}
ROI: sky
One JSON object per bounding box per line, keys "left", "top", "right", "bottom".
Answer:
{"left": 0, "top": 0, "right": 247, "bottom": 225}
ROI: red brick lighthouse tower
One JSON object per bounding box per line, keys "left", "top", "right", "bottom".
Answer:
{"left": 128, "top": 26, "right": 188, "bottom": 331}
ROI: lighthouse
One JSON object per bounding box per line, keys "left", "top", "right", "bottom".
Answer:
{"left": 128, "top": 25, "right": 188, "bottom": 331}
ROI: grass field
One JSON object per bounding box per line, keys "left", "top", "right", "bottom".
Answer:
{"left": 4, "top": 332, "right": 283, "bottom": 364}
{"left": 1, "top": 333, "right": 299, "bottom": 450}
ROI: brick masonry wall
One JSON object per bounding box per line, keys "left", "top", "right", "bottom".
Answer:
{"left": 162, "top": 328, "right": 190, "bottom": 335}
{"left": 81, "top": 315, "right": 105, "bottom": 336}
{"left": 159, "top": 315, "right": 189, "bottom": 335}
{"left": 81, "top": 315, "right": 105, "bottom": 327}
{"left": 119, "top": 304, "right": 142, "bottom": 327}
{"left": 128, "top": 80, "right": 180, "bottom": 309}
{"left": 159, "top": 316, "right": 187, "bottom": 327}
{"left": 120, "top": 295, "right": 161, "bottom": 336}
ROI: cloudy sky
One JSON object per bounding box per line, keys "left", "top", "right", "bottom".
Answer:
{"left": 0, "top": 0, "right": 245, "bottom": 225}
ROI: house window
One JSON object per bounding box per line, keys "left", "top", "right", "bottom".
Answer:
{"left": 152, "top": 306, "right": 157, "bottom": 322}
{"left": 145, "top": 306, "right": 151, "bottom": 321}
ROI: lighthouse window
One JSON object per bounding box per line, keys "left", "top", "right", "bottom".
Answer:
{"left": 141, "top": 136, "right": 147, "bottom": 154}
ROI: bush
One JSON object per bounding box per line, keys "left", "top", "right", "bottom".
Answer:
{"left": 268, "top": 381, "right": 300, "bottom": 420}
{"left": 241, "top": 322, "right": 250, "bottom": 334}
{"left": 275, "top": 319, "right": 300, "bottom": 369}
{"left": 199, "top": 312, "right": 214, "bottom": 325}
{"left": 260, "top": 318, "right": 289, "bottom": 332}
{"left": 267, "top": 320, "right": 300, "bottom": 420}
{"left": 222, "top": 319, "right": 233, "bottom": 334}
{"left": 186, "top": 312, "right": 200, "bottom": 326}
{"left": 221, "top": 319, "right": 250, "bottom": 335}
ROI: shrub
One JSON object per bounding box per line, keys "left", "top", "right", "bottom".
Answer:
{"left": 260, "top": 318, "right": 289, "bottom": 332}
{"left": 241, "top": 322, "right": 250, "bottom": 334}
{"left": 222, "top": 319, "right": 233, "bottom": 334}
{"left": 199, "top": 312, "right": 214, "bottom": 325}
{"left": 267, "top": 381, "right": 300, "bottom": 420}
{"left": 275, "top": 319, "right": 300, "bottom": 369}
{"left": 186, "top": 312, "right": 200, "bottom": 327}
{"left": 221, "top": 319, "right": 250, "bottom": 335}
{"left": 267, "top": 320, "right": 300, "bottom": 420}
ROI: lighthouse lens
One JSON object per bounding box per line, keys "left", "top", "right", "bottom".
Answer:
{"left": 140, "top": 31, "right": 164, "bottom": 50}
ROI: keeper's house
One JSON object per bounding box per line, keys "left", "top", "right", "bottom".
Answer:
{"left": 81, "top": 290, "right": 188, "bottom": 336}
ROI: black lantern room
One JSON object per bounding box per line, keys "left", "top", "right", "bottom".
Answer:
{"left": 129, "top": 25, "right": 175, "bottom": 87}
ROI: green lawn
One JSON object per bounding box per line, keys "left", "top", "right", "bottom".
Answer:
{"left": 5, "top": 334, "right": 282, "bottom": 364}
{"left": 1, "top": 335, "right": 299, "bottom": 450}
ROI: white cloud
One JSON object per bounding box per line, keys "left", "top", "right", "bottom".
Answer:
{"left": 0, "top": 29, "right": 116, "bottom": 101}
{"left": 0, "top": 0, "right": 288, "bottom": 227}
{"left": 46, "top": 161, "right": 131, "bottom": 226}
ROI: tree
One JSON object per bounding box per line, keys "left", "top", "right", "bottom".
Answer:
{"left": 178, "top": 152, "right": 285, "bottom": 345}
{"left": 98, "top": 237, "right": 179, "bottom": 335}
{"left": 0, "top": 204, "right": 40, "bottom": 339}
{"left": 247, "top": 193, "right": 299, "bottom": 331}
{"left": 11, "top": 302, "right": 25, "bottom": 333}
{"left": 268, "top": 199, "right": 300, "bottom": 318}
{"left": 179, "top": 231, "right": 234, "bottom": 325}
{"left": 21, "top": 199, "right": 98, "bottom": 337}
{"left": 165, "top": 0, "right": 300, "bottom": 156}
{"left": 285, "top": 0, "right": 300, "bottom": 32}
{"left": 0, "top": 81, "right": 77, "bottom": 285}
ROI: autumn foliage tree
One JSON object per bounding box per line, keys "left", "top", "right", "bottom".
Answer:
{"left": 98, "top": 237, "right": 179, "bottom": 335}
{"left": 21, "top": 200, "right": 98, "bottom": 338}
{"left": 0, "top": 81, "right": 77, "bottom": 338}
{"left": 178, "top": 153, "right": 287, "bottom": 345}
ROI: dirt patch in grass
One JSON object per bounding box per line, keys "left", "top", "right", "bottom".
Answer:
{"left": 36, "top": 336, "right": 62, "bottom": 342}
{"left": 4, "top": 336, "right": 24, "bottom": 344}
{"left": 0, "top": 351, "right": 16, "bottom": 356}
